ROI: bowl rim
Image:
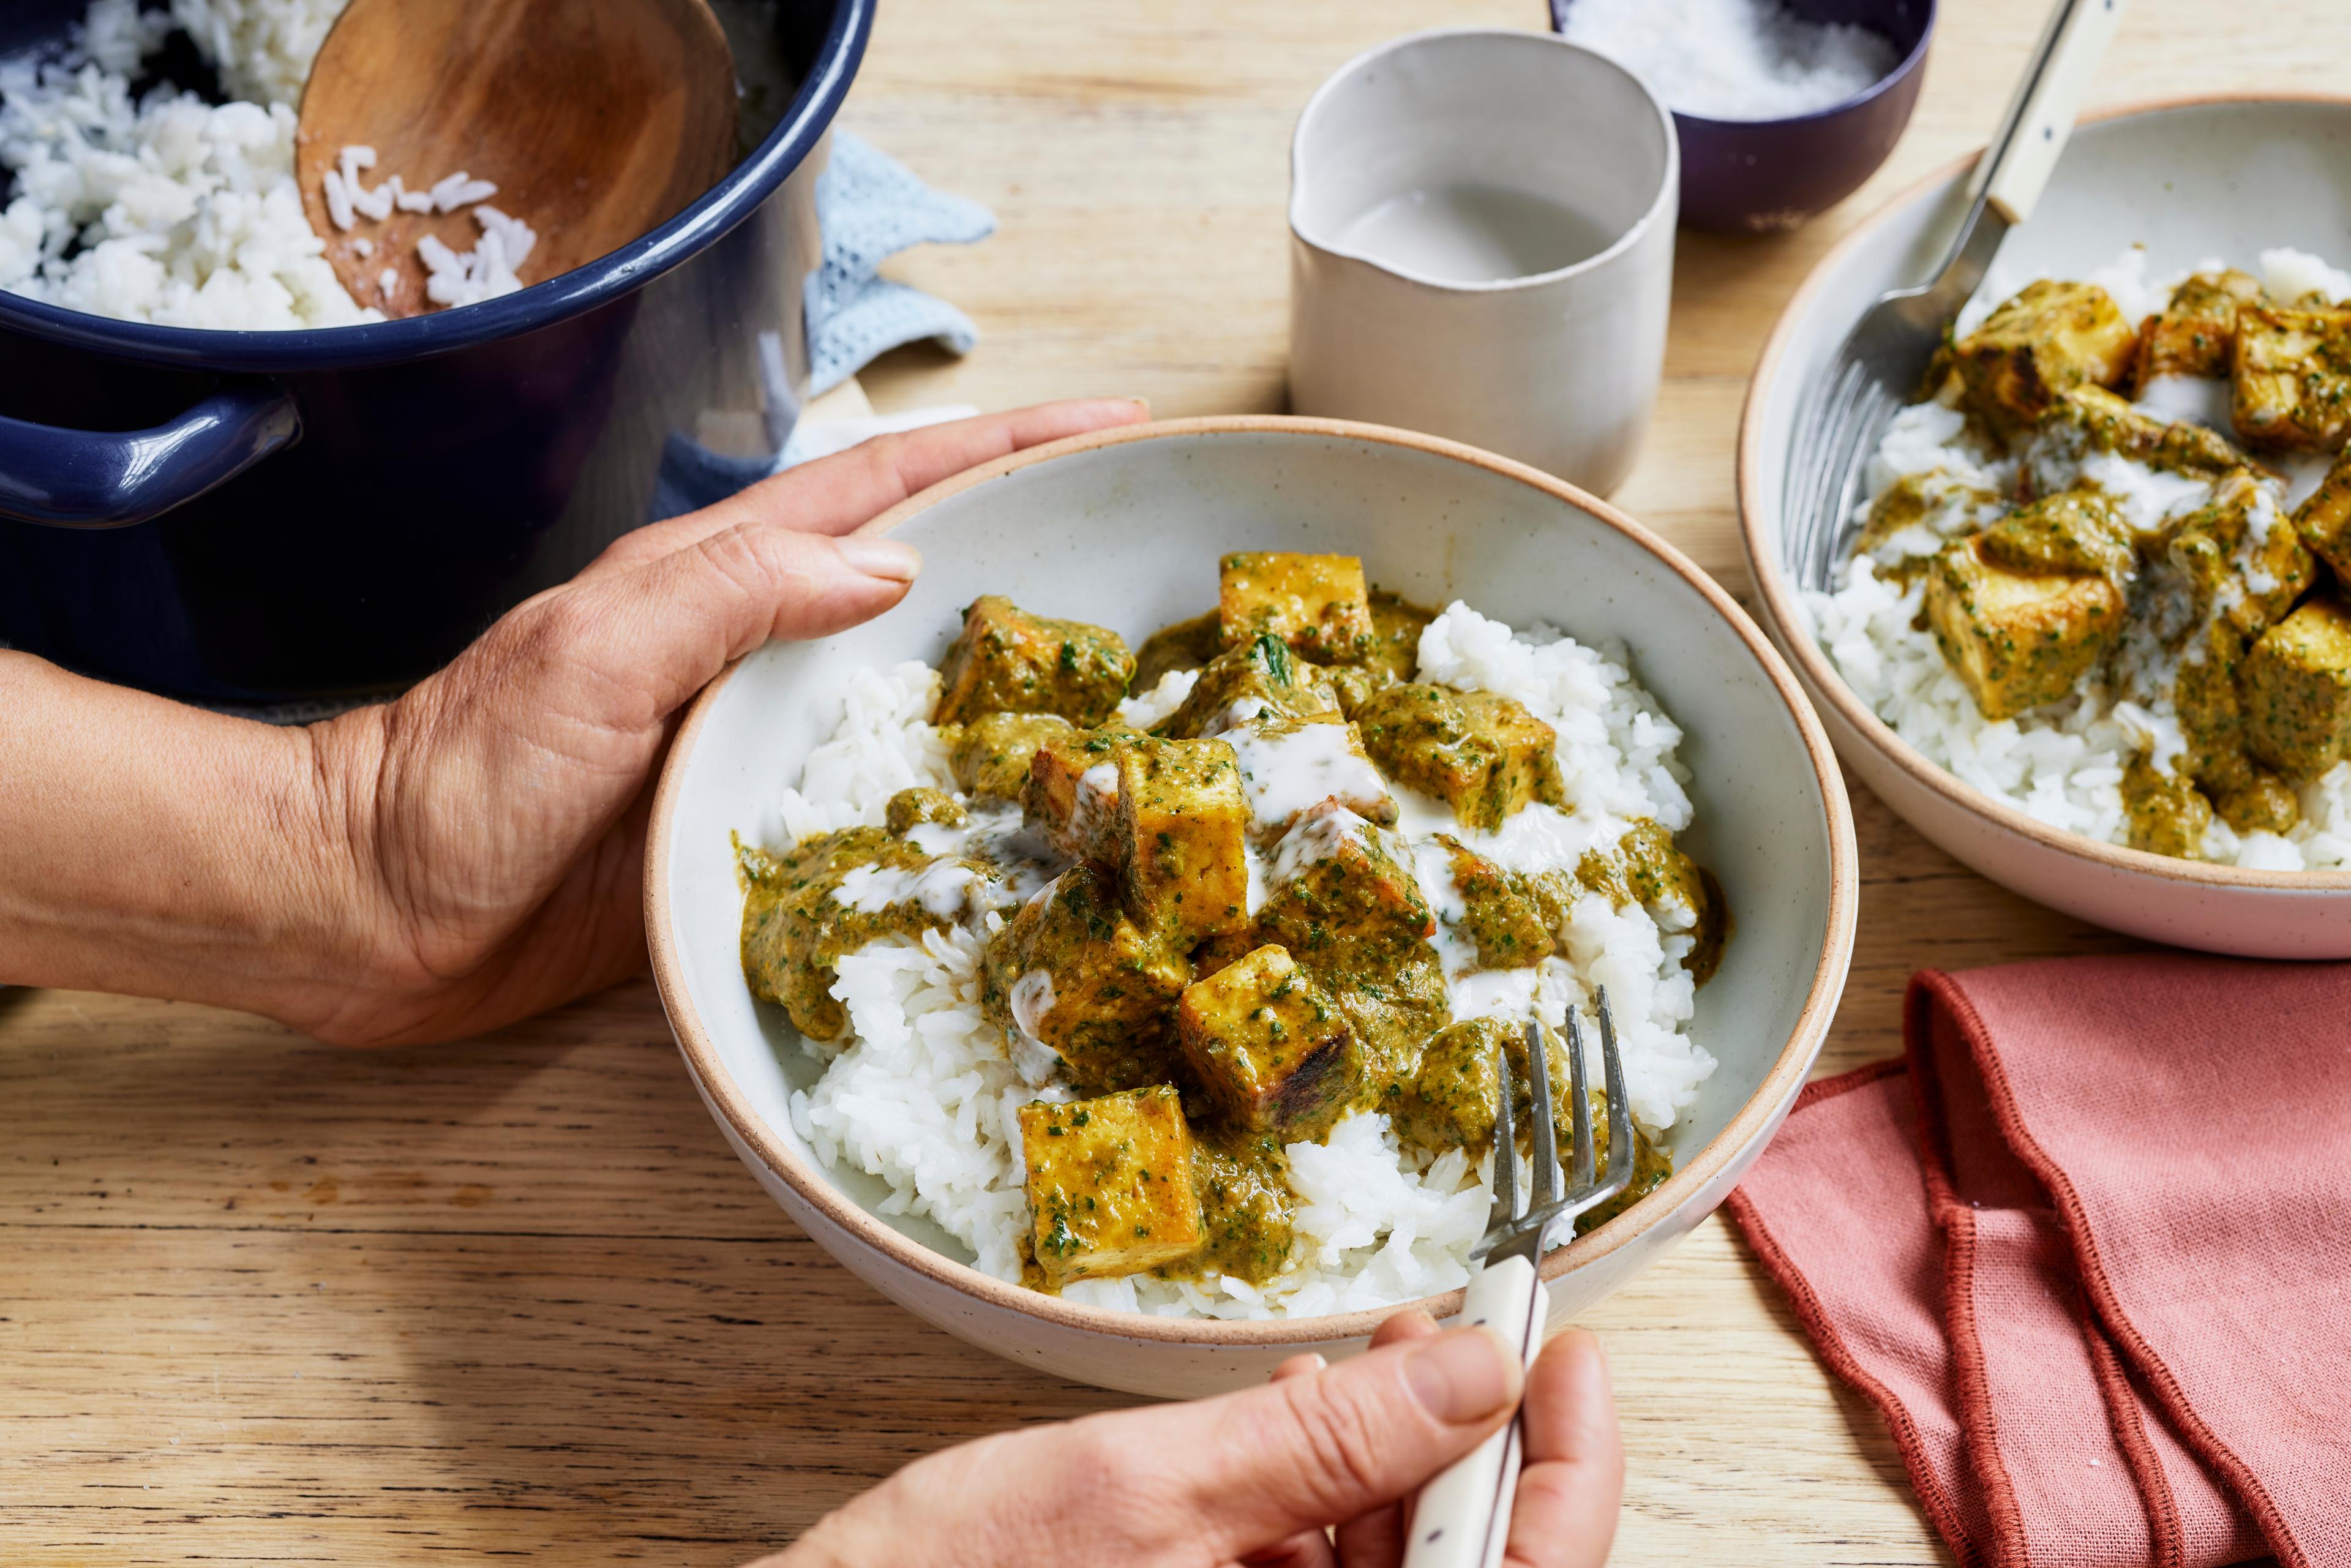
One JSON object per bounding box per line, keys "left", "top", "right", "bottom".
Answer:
{"left": 1738, "top": 90, "right": 2351, "bottom": 896}
{"left": 647, "top": 413, "right": 1860, "bottom": 1349}
{"left": 1548, "top": 0, "right": 1938, "bottom": 133}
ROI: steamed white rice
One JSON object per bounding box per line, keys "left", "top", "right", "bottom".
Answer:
{"left": 1802, "top": 246, "right": 2351, "bottom": 872}
{"left": 0, "top": 0, "right": 375, "bottom": 328}
{"left": 1, "top": 0, "right": 552, "bottom": 326}
{"left": 770, "top": 602, "right": 1719, "bottom": 1320}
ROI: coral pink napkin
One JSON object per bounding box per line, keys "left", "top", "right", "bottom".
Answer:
{"left": 1723, "top": 958, "right": 2351, "bottom": 1568}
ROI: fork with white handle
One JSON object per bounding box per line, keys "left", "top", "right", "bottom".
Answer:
{"left": 1783, "top": 0, "right": 2130, "bottom": 595}
{"left": 1402, "top": 991, "right": 1635, "bottom": 1568}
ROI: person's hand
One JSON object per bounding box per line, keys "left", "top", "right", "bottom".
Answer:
{"left": 284, "top": 399, "right": 1149, "bottom": 1045}
{"left": 763, "top": 1314, "right": 1622, "bottom": 1568}
{"left": 0, "top": 399, "right": 1147, "bottom": 1035}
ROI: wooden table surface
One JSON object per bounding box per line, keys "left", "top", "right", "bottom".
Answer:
{"left": 11, "top": 0, "right": 2349, "bottom": 1561}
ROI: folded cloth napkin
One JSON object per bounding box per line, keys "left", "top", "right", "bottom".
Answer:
{"left": 1725, "top": 957, "right": 2351, "bottom": 1568}
{"left": 652, "top": 132, "right": 992, "bottom": 519}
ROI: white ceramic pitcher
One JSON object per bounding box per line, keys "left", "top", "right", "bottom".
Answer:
{"left": 1288, "top": 28, "right": 1679, "bottom": 496}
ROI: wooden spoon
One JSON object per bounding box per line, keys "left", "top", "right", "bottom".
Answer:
{"left": 296, "top": 0, "right": 739, "bottom": 319}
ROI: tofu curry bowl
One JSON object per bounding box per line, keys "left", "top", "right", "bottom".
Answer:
{"left": 1807, "top": 247, "right": 2351, "bottom": 872}
{"left": 727, "top": 550, "right": 1728, "bottom": 1319}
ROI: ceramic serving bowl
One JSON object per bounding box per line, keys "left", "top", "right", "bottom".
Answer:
{"left": 1741, "top": 96, "right": 2351, "bottom": 957}
{"left": 648, "top": 416, "right": 1858, "bottom": 1396}
{"left": 1550, "top": 0, "right": 1934, "bottom": 234}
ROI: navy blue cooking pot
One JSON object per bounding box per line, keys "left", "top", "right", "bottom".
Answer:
{"left": 0, "top": 0, "right": 871, "bottom": 703}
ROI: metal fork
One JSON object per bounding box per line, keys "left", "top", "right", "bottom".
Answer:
{"left": 1402, "top": 991, "right": 1634, "bottom": 1568}
{"left": 1783, "top": 0, "right": 2131, "bottom": 593}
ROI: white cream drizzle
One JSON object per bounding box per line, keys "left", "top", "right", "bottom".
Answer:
{"left": 1406, "top": 838, "right": 1480, "bottom": 981}
{"left": 1007, "top": 969, "right": 1062, "bottom": 1086}
{"left": 831, "top": 858, "right": 980, "bottom": 918}
{"left": 1070, "top": 762, "right": 1120, "bottom": 846}
{"left": 1198, "top": 696, "right": 1272, "bottom": 740}
{"left": 2133, "top": 373, "right": 2233, "bottom": 432}
{"left": 1225, "top": 719, "right": 1392, "bottom": 835}
{"left": 1263, "top": 800, "right": 1373, "bottom": 891}
{"left": 907, "top": 799, "right": 1067, "bottom": 910}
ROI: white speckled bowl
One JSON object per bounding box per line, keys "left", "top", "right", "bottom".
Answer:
{"left": 647, "top": 416, "right": 1856, "bottom": 1395}
{"left": 1742, "top": 96, "right": 2351, "bottom": 957}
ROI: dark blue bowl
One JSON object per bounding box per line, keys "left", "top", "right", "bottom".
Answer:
{"left": 0, "top": 0, "right": 870, "bottom": 703}
{"left": 1550, "top": 0, "right": 1934, "bottom": 235}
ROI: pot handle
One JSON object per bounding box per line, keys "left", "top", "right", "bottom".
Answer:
{"left": 0, "top": 378, "right": 301, "bottom": 530}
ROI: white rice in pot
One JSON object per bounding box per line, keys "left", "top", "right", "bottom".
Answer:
{"left": 2, "top": 0, "right": 723, "bottom": 327}
{"left": 0, "top": 0, "right": 375, "bottom": 328}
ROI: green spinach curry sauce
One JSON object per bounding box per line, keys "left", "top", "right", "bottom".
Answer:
{"left": 738, "top": 555, "right": 1724, "bottom": 1296}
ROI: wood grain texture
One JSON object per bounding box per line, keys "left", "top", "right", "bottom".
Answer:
{"left": 5, "top": 0, "right": 2334, "bottom": 1559}
{"left": 297, "top": 0, "right": 737, "bottom": 316}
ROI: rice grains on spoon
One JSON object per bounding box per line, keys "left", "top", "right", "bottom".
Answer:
{"left": 295, "top": 0, "right": 738, "bottom": 318}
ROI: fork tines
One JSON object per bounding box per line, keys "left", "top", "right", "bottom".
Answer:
{"left": 1474, "top": 988, "right": 1636, "bottom": 1264}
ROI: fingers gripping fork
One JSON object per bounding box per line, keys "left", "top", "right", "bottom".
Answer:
{"left": 1403, "top": 990, "right": 1637, "bottom": 1568}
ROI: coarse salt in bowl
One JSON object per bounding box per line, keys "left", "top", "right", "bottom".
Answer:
{"left": 1550, "top": 0, "right": 1935, "bottom": 234}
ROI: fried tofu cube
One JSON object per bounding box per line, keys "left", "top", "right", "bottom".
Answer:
{"left": 1364, "top": 589, "right": 1436, "bottom": 681}
{"left": 1256, "top": 799, "right": 1435, "bottom": 965}
{"left": 1019, "top": 1086, "right": 1204, "bottom": 1288}
{"left": 951, "top": 711, "right": 1073, "bottom": 800}
{"left": 2232, "top": 305, "right": 2351, "bottom": 452}
{"left": 1433, "top": 837, "right": 1554, "bottom": 972}
{"left": 1221, "top": 712, "right": 1395, "bottom": 838}
{"left": 884, "top": 787, "right": 966, "bottom": 835}
{"left": 740, "top": 828, "right": 971, "bottom": 1043}
{"left": 1924, "top": 534, "right": 2124, "bottom": 721}
{"left": 982, "top": 864, "right": 1193, "bottom": 1092}
{"left": 1354, "top": 683, "right": 1565, "bottom": 831}
{"left": 1133, "top": 610, "right": 1223, "bottom": 688}
{"left": 1022, "top": 724, "right": 1141, "bottom": 861}
{"left": 2170, "top": 614, "right": 2260, "bottom": 800}
{"left": 1185, "top": 924, "right": 1265, "bottom": 983}
{"left": 933, "top": 595, "right": 1136, "bottom": 727}
{"left": 1113, "top": 737, "right": 1251, "bottom": 944}
{"left": 2047, "top": 384, "right": 2245, "bottom": 481}
{"left": 1174, "top": 943, "right": 1360, "bottom": 1135}
{"left": 2292, "top": 448, "right": 2351, "bottom": 585}
{"left": 1976, "top": 486, "right": 2135, "bottom": 583}
{"left": 2121, "top": 755, "right": 2213, "bottom": 860}
{"left": 2243, "top": 598, "right": 2351, "bottom": 781}
{"left": 1393, "top": 1016, "right": 1672, "bottom": 1228}
{"left": 1393, "top": 1017, "right": 1574, "bottom": 1157}
{"left": 1395, "top": 1016, "right": 1510, "bottom": 1155}
{"left": 2164, "top": 470, "right": 2314, "bottom": 638}
{"left": 2214, "top": 768, "right": 2300, "bottom": 836}
{"left": 1248, "top": 801, "right": 1451, "bottom": 1087}
{"left": 2137, "top": 269, "right": 2264, "bottom": 384}
{"left": 1157, "top": 634, "right": 1341, "bottom": 740}
{"left": 1218, "top": 552, "right": 1377, "bottom": 664}
{"left": 1956, "top": 280, "right": 2137, "bottom": 434}
{"left": 1324, "top": 662, "right": 1395, "bottom": 719}
{"left": 1854, "top": 469, "right": 2009, "bottom": 580}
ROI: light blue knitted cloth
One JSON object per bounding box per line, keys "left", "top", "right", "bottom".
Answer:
{"left": 652, "top": 132, "right": 994, "bottom": 517}
{"left": 803, "top": 130, "right": 995, "bottom": 397}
